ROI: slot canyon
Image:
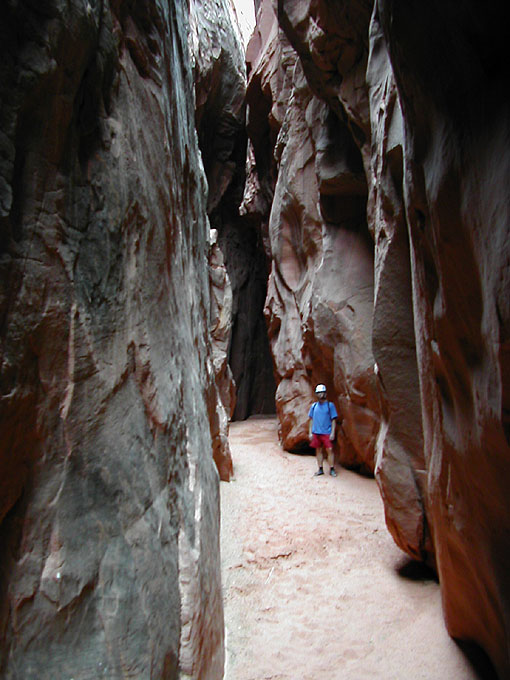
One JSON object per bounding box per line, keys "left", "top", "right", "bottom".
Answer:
{"left": 0, "top": 0, "right": 508, "bottom": 678}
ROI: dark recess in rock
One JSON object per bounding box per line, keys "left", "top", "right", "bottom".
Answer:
{"left": 192, "top": 0, "right": 276, "bottom": 421}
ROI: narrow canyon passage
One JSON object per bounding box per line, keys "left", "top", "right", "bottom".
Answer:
{"left": 221, "top": 417, "right": 479, "bottom": 680}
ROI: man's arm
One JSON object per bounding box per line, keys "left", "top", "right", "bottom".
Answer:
{"left": 308, "top": 417, "right": 313, "bottom": 440}
{"left": 330, "top": 417, "right": 337, "bottom": 440}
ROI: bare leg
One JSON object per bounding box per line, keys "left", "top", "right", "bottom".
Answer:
{"left": 326, "top": 447, "right": 334, "bottom": 469}
{"left": 326, "top": 447, "right": 337, "bottom": 476}
{"left": 316, "top": 447, "right": 324, "bottom": 470}
{"left": 313, "top": 446, "right": 325, "bottom": 475}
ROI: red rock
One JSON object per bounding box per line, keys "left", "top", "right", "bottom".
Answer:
{"left": 0, "top": 1, "right": 225, "bottom": 676}
{"left": 376, "top": 1, "right": 510, "bottom": 675}
{"left": 249, "top": 0, "right": 510, "bottom": 674}
{"left": 246, "top": 0, "right": 379, "bottom": 470}
{"left": 367, "top": 9, "right": 432, "bottom": 565}
{"left": 266, "top": 0, "right": 510, "bottom": 674}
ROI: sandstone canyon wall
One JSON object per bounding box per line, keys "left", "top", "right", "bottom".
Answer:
{"left": 190, "top": 0, "right": 250, "bottom": 479}
{"left": 376, "top": 2, "right": 510, "bottom": 676}
{"left": 0, "top": 0, "right": 232, "bottom": 677}
{"left": 248, "top": 0, "right": 510, "bottom": 675}
{"left": 245, "top": 1, "right": 379, "bottom": 471}
{"left": 192, "top": 0, "right": 276, "bottom": 422}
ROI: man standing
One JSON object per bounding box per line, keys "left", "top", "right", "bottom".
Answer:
{"left": 308, "top": 384, "right": 338, "bottom": 477}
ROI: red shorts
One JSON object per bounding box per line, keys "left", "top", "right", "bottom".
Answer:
{"left": 310, "top": 434, "right": 333, "bottom": 449}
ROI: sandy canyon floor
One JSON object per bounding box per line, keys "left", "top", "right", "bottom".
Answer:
{"left": 220, "top": 416, "right": 482, "bottom": 680}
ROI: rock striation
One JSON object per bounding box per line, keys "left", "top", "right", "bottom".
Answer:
{"left": 248, "top": 0, "right": 510, "bottom": 675}
{"left": 0, "top": 1, "right": 226, "bottom": 677}
{"left": 3, "top": 0, "right": 509, "bottom": 676}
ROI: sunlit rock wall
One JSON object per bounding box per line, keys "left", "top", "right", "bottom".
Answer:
{"left": 0, "top": 1, "right": 224, "bottom": 677}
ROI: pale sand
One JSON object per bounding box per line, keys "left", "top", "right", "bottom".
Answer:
{"left": 220, "top": 416, "right": 481, "bottom": 680}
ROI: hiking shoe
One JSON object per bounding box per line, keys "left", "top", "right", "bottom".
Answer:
{"left": 330, "top": 468, "right": 337, "bottom": 477}
{"left": 314, "top": 468, "right": 324, "bottom": 476}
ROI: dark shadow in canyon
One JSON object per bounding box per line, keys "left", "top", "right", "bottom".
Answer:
{"left": 395, "top": 556, "right": 438, "bottom": 583}
{"left": 193, "top": 33, "right": 276, "bottom": 423}
{"left": 455, "top": 641, "right": 499, "bottom": 680}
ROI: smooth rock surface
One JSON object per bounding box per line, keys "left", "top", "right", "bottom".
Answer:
{"left": 376, "top": 1, "right": 510, "bottom": 675}
{"left": 190, "top": 0, "right": 247, "bottom": 479}
{"left": 0, "top": 1, "right": 224, "bottom": 677}
{"left": 367, "top": 8, "right": 431, "bottom": 566}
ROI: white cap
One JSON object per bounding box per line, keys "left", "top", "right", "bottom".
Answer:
{"left": 315, "top": 384, "right": 327, "bottom": 393}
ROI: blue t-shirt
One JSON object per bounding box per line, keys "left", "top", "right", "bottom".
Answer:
{"left": 308, "top": 401, "right": 338, "bottom": 434}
